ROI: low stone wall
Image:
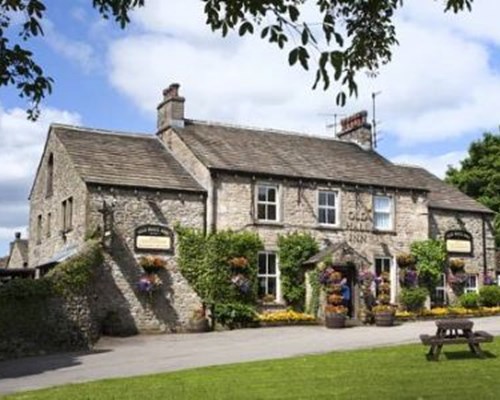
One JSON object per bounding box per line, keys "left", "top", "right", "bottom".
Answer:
{"left": 0, "top": 293, "right": 99, "bottom": 360}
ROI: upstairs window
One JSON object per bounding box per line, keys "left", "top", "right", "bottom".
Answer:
{"left": 46, "top": 153, "right": 54, "bottom": 197}
{"left": 373, "top": 195, "right": 393, "bottom": 230}
{"left": 36, "top": 215, "right": 42, "bottom": 244}
{"left": 62, "top": 197, "right": 73, "bottom": 232}
{"left": 257, "top": 184, "right": 279, "bottom": 222}
{"left": 318, "top": 190, "right": 339, "bottom": 226}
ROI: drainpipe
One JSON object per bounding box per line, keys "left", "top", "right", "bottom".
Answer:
{"left": 202, "top": 193, "right": 208, "bottom": 236}
{"left": 482, "top": 214, "right": 488, "bottom": 280}
{"left": 211, "top": 172, "right": 218, "bottom": 233}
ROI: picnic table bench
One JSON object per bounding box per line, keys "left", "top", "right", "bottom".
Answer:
{"left": 420, "top": 319, "right": 493, "bottom": 361}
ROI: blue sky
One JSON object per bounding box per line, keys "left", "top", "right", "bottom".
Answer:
{"left": 1, "top": 0, "right": 500, "bottom": 256}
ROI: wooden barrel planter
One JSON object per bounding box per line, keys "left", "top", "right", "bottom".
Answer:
{"left": 374, "top": 311, "right": 395, "bottom": 327}
{"left": 187, "top": 318, "right": 209, "bottom": 333}
{"left": 325, "top": 312, "right": 346, "bottom": 329}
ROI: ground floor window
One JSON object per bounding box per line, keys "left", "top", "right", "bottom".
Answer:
{"left": 465, "top": 274, "right": 478, "bottom": 293}
{"left": 374, "top": 256, "right": 396, "bottom": 303}
{"left": 432, "top": 273, "right": 447, "bottom": 306}
{"left": 258, "top": 252, "right": 279, "bottom": 301}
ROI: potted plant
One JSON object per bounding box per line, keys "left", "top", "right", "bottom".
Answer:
{"left": 374, "top": 271, "right": 395, "bottom": 326}
{"left": 187, "top": 306, "right": 209, "bottom": 332}
{"left": 139, "top": 255, "right": 167, "bottom": 274}
{"left": 396, "top": 253, "right": 415, "bottom": 268}
{"left": 322, "top": 269, "right": 347, "bottom": 328}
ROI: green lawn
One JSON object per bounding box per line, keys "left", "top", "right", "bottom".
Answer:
{"left": 5, "top": 339, "right": 500, "bottom": 400}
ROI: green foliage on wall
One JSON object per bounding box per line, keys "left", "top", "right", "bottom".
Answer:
{"left": 0, "top": 241, "right": 103, "bottom": 359}
{"left": 306, "top": 269, "right": 321, "bottom": 317}
{"left": 277, "top": 232, "right": 319, "bottom": 311}
{"left": 47, "top": 241, "right": 103, "bottom": 297}
{"left": 176, "top": 227, "right": 263, "bottom": 326}
{"left": 410, "top": 239, "right": 446, "bottom": 293}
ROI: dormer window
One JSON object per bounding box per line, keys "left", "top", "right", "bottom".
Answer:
{"left": 46, "top": 153, "right": 54, "bottom": 197}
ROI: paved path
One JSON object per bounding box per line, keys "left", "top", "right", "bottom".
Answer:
{"left": 1, "top": 316, "right": 500, "bottom": 395}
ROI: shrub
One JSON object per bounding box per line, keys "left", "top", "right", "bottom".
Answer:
{"left": 400, "top": 287, "right": 428, "bottom": 312}
{"left": 213, "top": 303, "right": 257, "bottom": 329}
{"left": 479, "top": 285, "right": 500, "bottom": 307}
{"left": 410, "top": 239, "right": 446, "bottom": 293}
{"left": 459, "top": 292, "right": 480, "bottom": 309}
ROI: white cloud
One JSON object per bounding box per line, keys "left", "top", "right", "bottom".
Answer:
{"left": 0, "top": 106, "right": 81, "bottom": 182}
{"left": 43, "top": 19, "right": 98, "bottom": 73}
{"left": 0, "top": 227, "right": 27, "bottom": 243}
{"left": 391, "top": 150, "right": 467, "bottom": 179}
{"left": 106, "top": 0, "right": 500, "bottom": 146}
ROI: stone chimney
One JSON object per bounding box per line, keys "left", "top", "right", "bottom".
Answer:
{"left": 336, "top": 111, "right": 373, "bottom": 150}
{"left": 157, "top": 83, "right": 185, "bottom": 131}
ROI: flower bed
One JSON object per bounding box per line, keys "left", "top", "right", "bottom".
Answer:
{"left": 257, "top": 310, "right": 317, "bottom": 326}
{"left": 395, "top": 306, "right": 500, "bottom": 321}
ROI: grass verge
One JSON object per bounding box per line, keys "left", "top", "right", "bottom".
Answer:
{"left": 4, "top": 339, "right": 500, "bottom": 399}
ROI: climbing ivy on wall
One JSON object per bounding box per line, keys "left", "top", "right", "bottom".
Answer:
{"left": 410, "top": 239, "right": 447, "bottom": 294}
{"left": 277, "top": 232, "right": 319, "bottom": 311}
{"left": 176, "top": 227, "right": 263, "bottom": 320}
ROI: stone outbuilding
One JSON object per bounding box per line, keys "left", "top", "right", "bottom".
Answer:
{"left": 23, "top": 83, "right": 497, "bottom": 330}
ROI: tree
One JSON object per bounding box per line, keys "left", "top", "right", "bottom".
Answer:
{"left": 445, "top": 132, "right": 500, "bottom": 247}
{"left": 1, "top": 0, "right": 474, "bottom": 120}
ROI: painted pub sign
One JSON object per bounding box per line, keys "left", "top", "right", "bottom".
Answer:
{"left": 445, "top": 230, "right": 473, "bottom": 256}
{"left": 134, "top": 225, "right": 174, "bottom": 253}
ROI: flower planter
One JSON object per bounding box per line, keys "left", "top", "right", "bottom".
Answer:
{"left": 187, "top": 318, "right": 209, "bottom": 333}
{"left": 374, "top": 311, "right": 395, "bottom": 327}
{"left": 325, "top": 312, "right": 346, "bottom": 329}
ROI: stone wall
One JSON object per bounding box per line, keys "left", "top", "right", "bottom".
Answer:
{"left": 29, "top": 131, "right": 88, "bottom": 267}
{"left": 86, "top": 185, "right": 205, "bottom": 333}
{"left": 430, "top": 209, "right": 496, "bottom": 282}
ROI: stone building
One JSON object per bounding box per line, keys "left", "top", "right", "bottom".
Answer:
{"left": 26, "top": 83, "right": 497, "bottom": 329}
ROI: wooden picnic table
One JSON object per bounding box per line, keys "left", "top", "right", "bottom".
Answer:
{"left": 420, "top": 319, "right": 493, "bottom": 361}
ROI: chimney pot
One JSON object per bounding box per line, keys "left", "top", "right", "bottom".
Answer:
{"left": 337, "top": 110, "right": 373, "bottom": 150}
{"left": 157, "top": 82, "right": 185, "bottom": 130}
{"left": 14, "top": 232, "right": 21, "bottom": 239}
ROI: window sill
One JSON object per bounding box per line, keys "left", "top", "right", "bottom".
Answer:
{"left": 315, "top": 224, "right": 343, "bottom": 231}
{"left": 372, "top": 229, "right": 397, "bottom": 235}
{"left": 253, "top": 221, "right": 285, "bottom": 228}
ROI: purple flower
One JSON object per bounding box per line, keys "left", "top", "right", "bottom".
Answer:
{"left": 484, "top": 274, "right": 496, "bottom": 286}
{"left": 137, "top": 277, "right": 153, "bottom": 293}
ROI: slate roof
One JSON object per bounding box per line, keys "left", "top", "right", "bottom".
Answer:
{"left": 177, "top": 120, "right": 427, "bottom": 191}
{"left": 393, "top": 165, "right": 493, "bottom": 214}
{"left": 53, "top": 125, "right": 204, "bottom": 193}
{"left": 177, "top": 120, "right": 493, "bottom": 214}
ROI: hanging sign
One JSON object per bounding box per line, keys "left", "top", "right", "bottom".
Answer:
{"left": 134, "top": 225, "right": 173, "bottom": 252}
{"left": 445, "top": 230, "right": 473, "bottom": 255}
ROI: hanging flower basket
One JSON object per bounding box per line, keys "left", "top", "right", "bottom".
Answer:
{"left": 448, "top": 258, "right": 465, "bottom": 272}
{"left": 229, "top": 256, "right": 249, "bottom": 271}
{"left": 139, "top": 255, "right": 167, "bottom": 274}
{"left": 137, "top": 273, "right": 162, "bottom": 295}
{"left": 396, "top": 253, "right": 416, "bottom": 268}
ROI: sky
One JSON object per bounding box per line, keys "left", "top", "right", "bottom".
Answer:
{"left": 1, "top": 0, "right": 500, "bottom": 256}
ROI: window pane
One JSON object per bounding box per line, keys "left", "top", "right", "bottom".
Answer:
{"left": 267, "top": 204, "right": 276, "bottom": 221}
{"left": 267, "top": 187, "right": 276, "bottom": 203}
{"left": 258, "top": 278, "right": 266, "bottom": 297}
{"left": 258, "top": 254, "right": 267, "bottom": 274}
{"left": 258, "top": 204, "right": 266, "bottom": 220}
{"left": 375, "top": 196, "right": 391, "bottom": 212}
{"left": 268, "top": 254, "right": 276, "bottom": 275}
{"left": 327, "top": 192, "right": 336, "bottom": 206}
{"left": 375, "top": 212, "right": 390, "bottom": 229}
{"left": 268, "top": 278, "right": 276, "bottom": 296}
{"left": 319, "top": 192, "right": 326, "bottom": 206}
{"left": 318, "top": 208, "right": 326, "bottom": 223}
{"left": 258, "top": 187, "right": 267, "bottom": 202}
{"left": 327, "top": 209, "right": 336, "bottom": 225}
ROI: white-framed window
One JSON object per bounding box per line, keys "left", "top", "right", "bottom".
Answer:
{"left": 256, "top": 184, "right": 279, "bottom": 222}
{"left": 373, "top": 195, "right": 393, "bottom": 230}
{"left": 258, "top": 252, "right": 280, "bottom": 301}
{"left": 62, "top": 197, "right": 73, "bottom": 232}
{"left": 374, "top": 256, "right": 395, "bottom": 303}
{"left": 317, "top": 190, "right": 339, "bottom": 226}
{"left": 465, "top": 274, "right": 478, "bottom": 293}
{"left": 432, "top": 273, "right": 447, "bottom": 306}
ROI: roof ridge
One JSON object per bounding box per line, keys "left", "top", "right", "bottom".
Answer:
{"left": 51, "top": 123, "right": 153, "bottom": 140}
{"left": 185, "top": 118, "right": 356, "bottom": 145}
